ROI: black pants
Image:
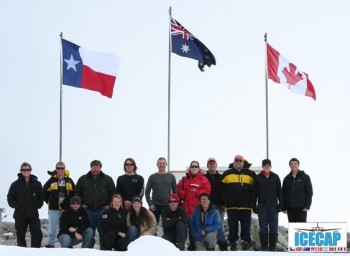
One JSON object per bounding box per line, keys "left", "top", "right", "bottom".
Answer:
{"left": 287, "top": 207, "right": 307, "bottom": 222}
{"left": 103, "top": 231, "right": 128, "bottom": 251}
{"left": 15, "top": 217, "right": 42, "bottom": 247}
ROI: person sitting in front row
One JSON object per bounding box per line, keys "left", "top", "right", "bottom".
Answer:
{"left": 58, "top": 196, "right": 93, "bottom": 248}
{"left": 126, "top": 195, "right": 157, "bottom": 243}
{"left": 101, "top": 194, "right": 128, "bottom": 251}
{"left": 161, "top": 193, "right": 188, "bottom": 250}
{"left": 188, "top": 193, "right": 221, "bottom": 251}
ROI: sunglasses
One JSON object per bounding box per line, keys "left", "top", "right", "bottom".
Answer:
{"left": 169, "top": 200, "right": 178, "bottom": 203}
{"left": 200, "top": 198, "right": 209, "bottom": 202}
{"left": 56, "top": 167, "right": 65, "bottom": 170}
{"left": 21, "top": 169, "right": 31, "bottom": 172}
{"left": 234, "top": 159, "right": 243, "bottom": 163}
{"left": 125, "top": 163, "right": 134, "bottom": 166}
{"left": 190, "top": 166, "right": 199, "bottom": 168}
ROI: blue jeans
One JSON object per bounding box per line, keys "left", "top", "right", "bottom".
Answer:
{"left": 47, "top": 209, "right": 63, "bottom": 246}
{"left": 257, "top": 202, "right": 278, "bottom": 234}
{"left": 58, "top": 227, "right": 94, "bottom": 248}
{"left": 227, "top": 209, "right": 252, "bottom": 243}
{"left": 212, "top": 204, "right": 227, "bottom": 244}
{"left": 86, "top": 208, "right": 106, "bottom": 249}
{"left": 127, "top": 225, "right": 140, "bottom": 243}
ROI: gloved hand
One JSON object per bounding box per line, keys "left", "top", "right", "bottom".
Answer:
{"left": 253, "top": 208, "right": 258, "bottom": 214}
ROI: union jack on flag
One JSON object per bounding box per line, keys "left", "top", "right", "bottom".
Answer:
{"left": 170, "top": 17, "right": 216, "bottom": 71}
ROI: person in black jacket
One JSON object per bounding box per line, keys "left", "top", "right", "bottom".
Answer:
{"left": 253, "top": 159, "right": 283, "bottom": 251}
{"left": 43, "top": 161, "right": 75, "bottom": 248}
{"left": 204, "top": 158, "right": 229, "bottom": 251}
{"left": 161, "top": 193, "right": 188, "bottom": 250}
{"left": 7, "top": 162, "right": 44, "bottom": 248}
{"left": 282, "top": 158, "right": 313, "bottom": 222}
{"left": 75, "top": 160, "right": 115, "bottom": 249}
{"left": 58, "top": 196, "right": 93, "bottom": 248}
{"left": 101, "top": 194, "right": 128, "bottom": 251}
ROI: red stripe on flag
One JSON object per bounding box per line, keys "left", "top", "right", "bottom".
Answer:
{"left": 267, "top": 43, "right": 280, "bottom": 83}
{"left": 81, "top": 65, "right": 116, "bottom": 98}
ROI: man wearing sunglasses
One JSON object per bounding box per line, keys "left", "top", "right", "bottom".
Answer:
{"left": 43, "top": 161, "right": 75, "bottom": 248}
{"left": 7, "top": 162, "right": 44, "bottom": 248}
{"left": 222, "top": 155, "right": 256, "bottom": 251}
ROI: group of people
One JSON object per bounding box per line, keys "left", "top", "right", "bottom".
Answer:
{"left": 7, "top": 155, "right": 313, "bottom": 251}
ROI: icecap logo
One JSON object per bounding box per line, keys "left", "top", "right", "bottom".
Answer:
{"left": 288, "top": 222, "right": 347, "bottom": 253}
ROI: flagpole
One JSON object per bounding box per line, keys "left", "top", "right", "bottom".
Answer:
{"left": 167, "top": 6, "right": 172, "bottom": 171}
{"left": 264, "top": 33, "right": 269, "bottom": 159}
{"left": 59, "top": 32, "right": 63, "bottom": 161}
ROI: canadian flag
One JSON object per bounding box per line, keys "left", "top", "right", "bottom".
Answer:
{"left": 267, "top": 43, "right": 316, "bottom": 100}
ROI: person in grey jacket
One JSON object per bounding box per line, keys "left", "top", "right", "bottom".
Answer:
{"left": 282, "top": 158, "right": 313, "bottom": 222}
{"left": 75, "top": 160, "right": 115, "bottom": 249}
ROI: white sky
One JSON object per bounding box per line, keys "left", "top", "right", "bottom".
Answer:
{"left": 0, "top": 235, "right": 332, "bottom": 255}
{"left": 1, "top": 0, "right": 350, "bottom": 228}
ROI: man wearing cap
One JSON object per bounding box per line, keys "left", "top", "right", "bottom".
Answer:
{"left": 253, "top": 159, "right": 283, "bottom": 251}
{"left": 75, "top": 160, "right": 115, "bottom": 249}
{"left": 161, "top": 193, "right": 188, "bottom": 250}
{"left": 43, "top": 161, "right": 75, "bottom": 248}
{"left": 222, "top": 155, "right": 256, "bottom": 251}
{"left": 204, "top": 158, "right": 229, "bottom": 251}
{"left": 58, "top": 196, "right": 94, "bottom": 248}
{"left": 145, "top": 157, "right": 177, "bottom": 223}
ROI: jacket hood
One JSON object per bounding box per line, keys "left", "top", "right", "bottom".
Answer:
{"left": 47, "top": 169, "right": 71, "bottom": 178}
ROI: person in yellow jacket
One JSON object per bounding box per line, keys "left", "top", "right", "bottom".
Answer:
{"left": 43, "top": 161, "right": 75, "bottom": 248}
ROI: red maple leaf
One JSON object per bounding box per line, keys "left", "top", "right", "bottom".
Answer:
{"left": 281, "top": 63, "right": 303, "bottom": 85}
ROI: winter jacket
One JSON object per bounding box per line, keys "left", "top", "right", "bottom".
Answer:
{"left": 58, "top": 207, "right": 90, "bottom": 237}
{"left": 126, "top": 208, "right": 157, "bottom": 236}
{"left": 7, "top": 173, "right": 43, "bottom": 219}
{"left": 161, "top": 205, "right": 188, "bottom": 235}
{"left": 177, "top": 171, "right": 211, "bottom": 218}
{"left": 43, "top": 170, "right": 75, "bottom": 210}
{"left": 115, "top": 174, "right": 144, "bottom": 202}
{"left": 188, "top": 204, "right": 221, "bottom": 241}
{"left": 222, "top": 167, "right": 256, "bottom": 210}
{"left": 204, "top": 171, "right": 225, "bottom": 206}
{"left": 253, "top": 171, "right": 283, "bottom": 209}
{"left": 75, "top": 171, "right": 115, "bottom": 210}
{"left": 102, "top": 207, "right": 128, "bottom": 234}
{"left": 282, "top": 170, "right": 313, "bottom": 210}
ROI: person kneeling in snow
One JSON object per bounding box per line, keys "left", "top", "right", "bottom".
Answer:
{"left": 188, "top": 193, "right": 221, "bottom": 251}
{"left": 58, "top": 196, "right": 93, "bottom": 248}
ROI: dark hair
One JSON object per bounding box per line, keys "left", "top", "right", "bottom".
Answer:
{"left": 129, "top": 205, "right": 153, "bottom": 226}
{"left": 90, "top": 160, "right": 102, "bottom": 168}
{"left": 289, "top": 158, "right": 300, "bottom": 166}
{"left": 190, "top": 160, "right": 200, "bottom": 168}
{"left": 123, "top": 158, "right": 138, "bottom": 172}
{"left": 199, "top": 193, "right": 210, "bottom": 199}
{"left": 20, "top": 162, "right": 32, "bottom": 171}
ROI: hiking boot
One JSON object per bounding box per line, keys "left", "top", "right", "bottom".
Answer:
{"left": 187, "top": 243, "right": 195, "bottom": 251}
{"left": 175, "top": 242, "right": 185, "bottom": 251}
{"left": 241, "top": 240, "right": 254, "bottom": 250}
{"left": 218, "top": 242, "right": 229, "bottom": 251}
{"left": 45, "top": 245, "right": 54, "bottom": 248}
{"left": 230, "top": 242, "right": 237, "bottom": 251}
{"left": 206, "top": 247, "right": 215, "bottom": 251}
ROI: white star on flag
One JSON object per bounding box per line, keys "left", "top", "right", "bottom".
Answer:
{"left": 64, "top": 55, "right": 80, "bottom": 71}
{"left": 181, "top": 44, "right": 190, "bottom": 53}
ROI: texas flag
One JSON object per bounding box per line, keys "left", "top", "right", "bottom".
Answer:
{"left": 267, "top": 43, "right": 316, "bottom": 101}
{"left": 62, "top": 39, "right": 120, "bottom": 98}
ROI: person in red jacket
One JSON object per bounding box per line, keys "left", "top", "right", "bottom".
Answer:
{"left": 177, "top": 160, "right": 211, "bottom": 250}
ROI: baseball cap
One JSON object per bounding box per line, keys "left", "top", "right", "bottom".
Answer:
{"left": 207, "top": 158, "right": 217, "bottom": 164}
{"left": 167, "top": 193, "right": 180, "bottom": 202}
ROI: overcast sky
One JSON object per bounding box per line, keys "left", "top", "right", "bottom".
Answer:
{"left": 1, "top": 0, "right": 350, "bottom": 227}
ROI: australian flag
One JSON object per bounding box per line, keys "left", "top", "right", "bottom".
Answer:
{"left": 170, "top": 17, "right": 216, "bottom": 71}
